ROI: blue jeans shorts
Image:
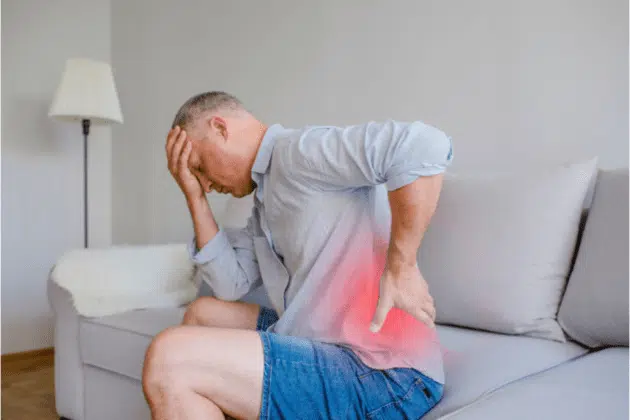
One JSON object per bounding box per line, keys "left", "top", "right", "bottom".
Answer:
{"left": 256, "top": 307, "right": 443, "bottom": 420}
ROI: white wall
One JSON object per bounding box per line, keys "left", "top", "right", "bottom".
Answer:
{"left": 2, "top": 0, "right": 112, "bottom": 354}
{"left": 111, "top": 0, "right": 628, "bottom": 246}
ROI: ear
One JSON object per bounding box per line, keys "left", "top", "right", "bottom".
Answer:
{"left": 208, "top": 116, "right": 228, "bottom": 141}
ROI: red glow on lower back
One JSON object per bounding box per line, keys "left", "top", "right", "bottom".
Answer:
{"left": 308, "top": 235, "right": 440, "bottom": 369}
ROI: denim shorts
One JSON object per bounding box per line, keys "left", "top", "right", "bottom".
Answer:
{"left": 256, "top": 307, "right": 443, "bottom": 420}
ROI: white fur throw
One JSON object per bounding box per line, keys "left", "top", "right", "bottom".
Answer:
{"left": 51, "top": 243, "right": 197, "bottom": 317}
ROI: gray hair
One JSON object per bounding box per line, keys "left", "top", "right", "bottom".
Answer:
{"left": 171, "top": 91, "right": 245, "bottom": 129}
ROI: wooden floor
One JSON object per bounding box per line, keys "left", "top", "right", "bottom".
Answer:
{"left": 2, "top": 349, "right": 57, "bottom": 420}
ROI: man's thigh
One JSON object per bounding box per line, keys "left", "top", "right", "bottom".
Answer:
{"left": 145, "top": 326, "right": 441, "bottom": 420}
{"left": 258, "top": 333, "right": 442, "bottom": 420}
{"left": 145, "top": 326, "right": 264, "bottom": 419}
{"left": 183, "top": 296, "right": 261, "bottom": 330}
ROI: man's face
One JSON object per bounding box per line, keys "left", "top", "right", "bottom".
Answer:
{"left": 187, "top": 145, "right": 222, "bottom": 194}
{"left": 185, "top": 117, "right": 256, "bottom": 198}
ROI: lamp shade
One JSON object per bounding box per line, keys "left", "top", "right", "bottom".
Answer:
{"left": 49, "top": 58, "right": 123, "bottom": 124}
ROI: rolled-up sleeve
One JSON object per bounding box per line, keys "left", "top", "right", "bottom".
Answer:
{"left": 289, "top": 120, "right": 453, "bottom": 191}
{"left": 188, "top": 217, "right": 261, "bottom": 301}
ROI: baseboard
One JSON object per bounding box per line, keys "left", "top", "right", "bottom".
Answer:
{"left": 2, "top": 347, "right": 54, "bottom": 363}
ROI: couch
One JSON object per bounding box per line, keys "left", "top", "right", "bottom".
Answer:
{"left": 49, "top": 164, "right": 629, "bottom": 420}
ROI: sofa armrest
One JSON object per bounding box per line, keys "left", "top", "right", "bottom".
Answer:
{"left": 50, "top": 243, "right": 196, "bottom": 318}
{"left": 48, "top": 273, "right": 84, "bottom": 420}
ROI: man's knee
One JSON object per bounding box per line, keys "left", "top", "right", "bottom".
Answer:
{"left": 182, "top": 296, "right": 219, "bottom": 325}
{"left": 142, "top": 326, "right": 186, "bottom": 399}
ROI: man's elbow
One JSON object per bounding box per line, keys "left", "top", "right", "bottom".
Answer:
{"left": 205, "top": 280, "right": 248, "bottom": 302}
{"left": 418, "top": 126, "right": 453, "bottom": 169}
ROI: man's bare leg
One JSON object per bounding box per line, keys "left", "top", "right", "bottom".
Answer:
{"left": 142, "top": 326, "right": 264, "bottom": 420}
{"left": 182, "top": 296, "right": 260, "bottom": 330}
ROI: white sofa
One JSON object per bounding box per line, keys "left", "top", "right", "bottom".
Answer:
{"left": 50, "top": 165, "right": 629, "bottom": 420}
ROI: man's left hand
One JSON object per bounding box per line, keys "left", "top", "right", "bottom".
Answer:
{"left": 370, "top": 261, "right": 436, "bottom": 333}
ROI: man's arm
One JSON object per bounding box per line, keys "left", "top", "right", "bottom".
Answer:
{"left": 167, "top": 127, "right": 261, "bottom": 301}
{"left": 369, "top": 174, "right": 443, "bottom": 332}
{"left": 187, "top": 197, "right": 262, "bottom": 302}
{"left": 289, "top": 120, "right": 452, "bottom": 191}
{"left": 288, "top": 120, "right": 453, "bottom": 330}
{"left": 188, "top": 195, "right": 219, "bottom": 251}
{"left": 387, "top": 175, "right": 442, "bottom": 272}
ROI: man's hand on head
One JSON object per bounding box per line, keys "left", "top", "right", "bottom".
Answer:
{"left": 166, "top": 126, "right": 219, "bottom": 250}
{"left": 370, "top": 261, "right": 436, "bottom": 333}
{"left": 166, "top": 126, "right": 204, "bottom": 201}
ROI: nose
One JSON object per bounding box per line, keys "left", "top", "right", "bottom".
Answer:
{"left": 209, "top": 183, "right": 224, "bottom": 194}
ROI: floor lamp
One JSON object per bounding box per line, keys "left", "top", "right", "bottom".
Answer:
{"left": 49, "top": 58, "right": 123, "bottom": 248}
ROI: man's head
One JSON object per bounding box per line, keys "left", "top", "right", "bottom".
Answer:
{"left": 171, "top": 91, "right": 265, "bottom": 198}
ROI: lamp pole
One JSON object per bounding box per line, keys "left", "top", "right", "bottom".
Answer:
{"left": 82, "top": 119, "right": 90, "bottom": 248}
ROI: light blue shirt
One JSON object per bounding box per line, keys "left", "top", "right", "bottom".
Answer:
{"left": 190, "top": 120, "right": 453, "bottom": 383}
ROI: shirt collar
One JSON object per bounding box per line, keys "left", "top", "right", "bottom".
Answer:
{"left": 251, "top": 123, "right": 284, "bottom": 176}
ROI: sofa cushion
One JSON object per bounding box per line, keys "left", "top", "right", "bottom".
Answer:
{"left": 424, "top": 325, "right": 587, "bottom": 420}
{"left": 80, "top": 310, "right": 587, "bottom": 418}
{"left": 419, "top": 159, "right": 597, "bottom": 341}
{"left": 79, "top": 306, "right": 186, "bottom": 381}
{"left": 444, "top": 347, "right": 629, "bottom": 420}
{"left": 558, "top": 169, "right": 629, "bottom": 348}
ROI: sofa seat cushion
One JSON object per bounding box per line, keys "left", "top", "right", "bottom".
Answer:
{"left": 80, "top": 306, "right": 186, "bottom": 381}
{"left": 444, "top": 347, "right": 629, "bottom": 420}
{"left": 80, "top": 312, "right": 588, "bottom": 417}
{"left": 425, "top": 325, "right": 588, "bottom": 420}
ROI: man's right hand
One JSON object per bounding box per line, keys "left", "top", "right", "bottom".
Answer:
{"left": 166, "top": 126, "right": 204, "bottom": 200}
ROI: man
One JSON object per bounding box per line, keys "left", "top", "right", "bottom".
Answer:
{"left": 142, "top": 91, "right": 453, "bottom": 420}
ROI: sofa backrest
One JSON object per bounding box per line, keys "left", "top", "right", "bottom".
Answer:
{"left": 418, "top": 159, "right": 598, "bottom": 342}
{"left": 558, "top": 168, "right": 629, "bottom": 348}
